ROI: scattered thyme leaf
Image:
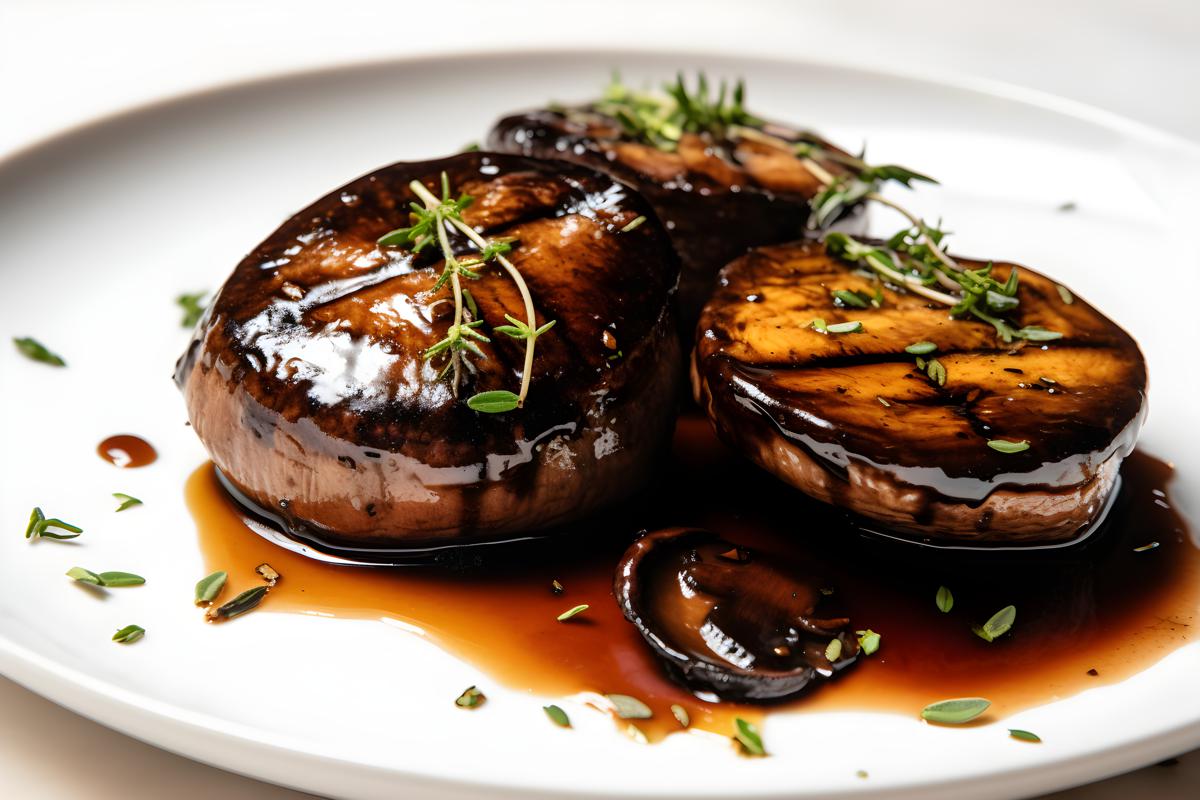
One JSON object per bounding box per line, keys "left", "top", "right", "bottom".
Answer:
{"left": 455, "top": 685, "right": 486, "bottom": 708}
{"left": 556, "top": 604, "right": 589, "bottom": 622}
{"left": 543, "top": 704, "right": 570, "bottom": 727}
{"left": 921, "top": 697, "right": 991, "bottom": 724}
{"left": 826, "top": 321, "right": 863, "bottom": 334}
{"left": 467, "top": 390, "right": 521, "bottom": 414}
{"left": 1057, "top": 201, "right": 1077, "bottom": 212}
{"left": 1055, "top": 284, "right": 1074, "bottom": 304}
{"left": 973, "top": 605, "right": 1016, "bottom": 642}
{"left": 194, "top": 570, "right": 227, "bottom": 605}
{"left": 988, "top": 439, "right": 1030, "bottom": 454}
{"left": 176, "top": 292, "right": 208, "bottom": 328}
{"left": 825, "top": 638, "right": 843, "bottom": 662}
{"left": 66, "top": 567, "right": 103, "bottom": 585}
{"left": 877, "top": 396, "right": 891, "bottom": 407}
{"left": 733, "top": 718, "right": 766, "bottom": 756}
{"left": 620, "top": 215, "right": 647, "bottom": 233}
{"left": 25, "top": 507, "right": 82, "bottom": 540}
{"left": 97, "top": 571, "right": 146, "bottom": 587}
{"left": 66, "top": 568, "right": 144, "bottom": 587}
{"left": 13, "top": 337, "right": 66, "bottom": 366}
{"left": 625, "top": 723, "right": 649, "bottom": 744}
{"left": 926, "top": 358, "right": 947, "bottom": 386}
{"left": 856, "top": 629, "right": 881, "bottom": 655}
{"left": 1009, "top": 728, "right": 1042, "bottom": 743}
{"left": 112, "top": 493, "right": 142, "bottom": 512}
{"left": 809, "top": 318, "right": 828, "bottom": 333}
{"left": 607, "top": 693, "right": 652, "bottom": 720}
{"left": 207, "top": 585, "right": 267, "bottom": 620}
{"left": 905, "top": 341, "right": 937, "bottom": 355}
{"left": 671, "top": 704, "right": 690, "bottom": 728}
{"left": 1133, "top": 542, "right": 1160, "bottom": 553}
{"left": 112, "top": 624, "right": 145, "bottom": 644}
{"left": 831, "top": 289, "right": 870, "bottom": 309}
{"left": 936, "top": 585, "right": 954, "bottom": 613}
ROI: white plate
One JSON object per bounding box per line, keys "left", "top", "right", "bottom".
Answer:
{"left": 1, "top": 50, "right": 1199, "bottom": 800}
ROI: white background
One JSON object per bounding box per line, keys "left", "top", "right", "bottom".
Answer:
{"left": 1, "top": 1, "right": 1197, "bottom": 798}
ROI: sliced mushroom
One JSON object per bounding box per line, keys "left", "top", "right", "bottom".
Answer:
{"left": 614, "top": 527, "right": 859, "bottom": 701}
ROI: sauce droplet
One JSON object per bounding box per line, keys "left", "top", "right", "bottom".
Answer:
{"left": 98, "top": 434, "right": 157, "bottom": 468}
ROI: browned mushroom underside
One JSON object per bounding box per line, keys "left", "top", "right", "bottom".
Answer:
{"left": 693, "top": 240, "right": 1147, "bottom": 544}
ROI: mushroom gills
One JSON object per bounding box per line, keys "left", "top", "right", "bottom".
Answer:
{"left": 615, "top": 527, "right": 860, "bottom": 701}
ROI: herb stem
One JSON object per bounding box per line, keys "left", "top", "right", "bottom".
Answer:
{"left": 866, "top": 192, "right": 960, "bottom": 273}
{"left": 862, "top": 252, "right": 960, "bottom": 307}
{"left": 409, "top": 180, "right": 543, "bottom": 407}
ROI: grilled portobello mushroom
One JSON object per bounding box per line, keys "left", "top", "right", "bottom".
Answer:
{"left": 693, "top": 239, "right": 1147, "bottom": 545}
{"left": 176, "top": 152, "right": 681, "bottom": 553}
{"left": 487, "top": 79, "right": 865, "bottom": 330}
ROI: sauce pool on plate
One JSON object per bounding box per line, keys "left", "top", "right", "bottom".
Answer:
{"left": 98, "top": 434, "right": 157, "bottom": 468}
{"left": 186, "top": 413, "right": 1199, "bottom": 741}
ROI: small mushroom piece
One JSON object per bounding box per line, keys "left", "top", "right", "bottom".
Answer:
{"left": 614, "top": 527, "right": 859, "bottom": 701}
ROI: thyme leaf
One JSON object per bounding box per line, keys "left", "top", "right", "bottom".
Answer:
{"left": 112, "top": 493, "right": 142, "bottom": 512}
{"left": 112, "top": 624, "right": 145, "bottom": 644}
{"left": 13, "top": 337, "right": 66, "bottom": 366}
{"left": 922, "top": 697, "right": 990, "bottom": 724}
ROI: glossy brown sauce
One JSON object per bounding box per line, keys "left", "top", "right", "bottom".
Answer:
{"left": 186, "top": 413, "right": 1199, "bottom": 741}
{"left": 98, "top": 434, "right": 157, "bottom": 468}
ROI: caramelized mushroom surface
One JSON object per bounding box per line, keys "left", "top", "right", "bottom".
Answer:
{"left": 693, "top": 240, "right": 1148, "bottom": 545}
{"left": 488, "top": 108, "right": 864, "bottom": 330}
{"left": 615, "top": 527, "right": 859, "bottom": 701}
{"left": 175, "top": 153, "right": 681, "bottom": 552}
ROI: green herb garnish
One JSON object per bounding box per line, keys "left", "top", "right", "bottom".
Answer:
{"left": 831, "top": 289, "right": 871, "bottom": 309}
{"left": 466, "top": 390, "right": 521, "bottom": 414}
{"left": 822, "top": 320, "right": 863, "bottom": 334}
{"left": 1055, "top": 284, "right": 1074, "bottom": 304}
{"left": 733, "top": 718, "right": 766, "bottom": 756}
{"left": 112, "top": 624, "right": 145, "bottom": 644}
{"left": 377, "top": 173, "right": 554, "bottom": 412}
{"left": 988, "top": 439, "right": 1030, "bottom": 454}
{"left": 973, "top": 605, "right": 1016, "bottom": 642}
{"left": 825, "top": 638, "right": 843, "bottom": 662}
{"left": 13, "top": 337, "right": 66, "bottom": 366}
{"left": 620, "top": 215, "right": 647, "bottom": 233}
{"left": 66, "top": 568, "right": 144, "bottom": 587}
{"left": 936, "top": 585, "right": 954, "bottom": 613}
{"left": 176, "top": 292, "right": 208, "bottom": 328}
{"left": 591, "top": 72, "right": 762, "bottom": 151}
{"left": 194, "top": 570, "right": 228, "bottom": 605}
{"left": 1133, "top": 542, "right": 1160, "bottom": 553}
{"left": 606, "top": 693, "right": 652, "bottom": 720}
{"left": 25, "top": 507, "right": 82, "bottom": 540}
{"left": 543, "top": 704, "right": 570, "bottom": 727}
{"left": 670, "top": 703, "right": 690, "bottom": 728}
{"left": 921, "top": 697, "right": 991, "bottom": 724}
{"left": 905, "top": 341, "right": 937, "bottom": 355}
{"left": 856, "top": 629, "right": 881, "bottom": 656}
{"left": 112, "top": 493, "right": 142, "bottom": 512}
{"left": 925, "top": 357, "right": 947, "bottom": 386}
{"left": 207, "top": 585, "right": 267, "bottom": 620}
{"left": 1009, "top": 728, "right": 1042, "bottom": 743}
{"left": 455, "top": 685, "right": 486, "bottom": 708}
{"left": 556, "top": 604, "right": 589, "bottom": 622}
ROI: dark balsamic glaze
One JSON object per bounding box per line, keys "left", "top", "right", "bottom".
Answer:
{"left": 186, "top": 413, "right": 1198, "bottom": 741}
{"left": 97, "top": 434, "right": 157, "bottom": 468}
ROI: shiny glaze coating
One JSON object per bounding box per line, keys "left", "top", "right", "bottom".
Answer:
{"left": 176, "top": 153, "right": 681, "bottom": 549}
{"left": 487, "top": 108, "right": 862, "bottom": 329}
{"left": 615, "top": 527, "right": 859, "bottom": 701}
{"left": 693, "top": 240, "right": 1147, "bottom": 544}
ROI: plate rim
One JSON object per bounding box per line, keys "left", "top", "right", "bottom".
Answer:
{"left": 2, "top": 45, "right": 1198, "bottom": 800}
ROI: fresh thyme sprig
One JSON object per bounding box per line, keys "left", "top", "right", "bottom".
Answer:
{"left": 377, "top": 173, "right": 555, "bottom": 413}
{"left": 590, "top": 72, "right": 762, "bottom": 150}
